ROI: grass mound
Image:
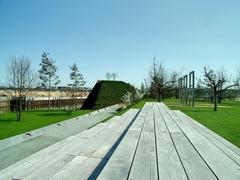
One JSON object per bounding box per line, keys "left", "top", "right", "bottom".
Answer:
{"left": 81, "top": 80, "right": 135, "bottom": 109}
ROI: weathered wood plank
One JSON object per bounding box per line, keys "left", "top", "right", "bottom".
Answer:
{"left": 0, "top": 110, "right": 137, "bottom": 180}
{"left": 23, "top": 154, "right": 76, "bottom": 180}
{"left": 97, "top": 130, "right": 142, "bottom": 180}
{"left": 153, "top": 104, "right": 168, "bottom": 133}
{"left": 172, "top": 133, "right": 217, "bottom": 180}
{"left": 142, "top": 108, "right": 155, "bottom": 132}
{"left": 174, "top": 110, "right": 240, "bottom": 165}
{"left": 158, "top": 107, "right": 182, "bottom": 133}
{"left": 176, "top": 110, "right": 240, "bottom": 156}
{"left": 51, "top": 156, "right": 102, "bottom": 180}
{"left": 128, "top": 131, "right": 158, "bottom": 180}
{"left": 170, "top": 111, "right": 240, "bottom": 180}
{"left": 156, "top": 132, "right": 187, "bottom": 180}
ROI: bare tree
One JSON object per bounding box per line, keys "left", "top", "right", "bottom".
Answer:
{"left": 148, "top": 57, "right": 179, "bottom": 101}
{"left": 134, "top": 88, "right": 144, "bottom": 101}
{"left": 112, "top": 73, "right": 118, "bottom": 81}
{"left": 39, "top": 52, "right": 60, "bottom": 111}
{"left": 6, "top": 57, "right": 36, "bottom": 120}
{"left": 235, "top": 67, "right": 240, "bottom": 90}
{"left": 105, "top": 72, "right": 112, "bottom": 80}
{"left": 201, "top": 66, "right": 238, "bottom": 111}
{"left": 121, "top": 91, "right": 134, "bottom": 106}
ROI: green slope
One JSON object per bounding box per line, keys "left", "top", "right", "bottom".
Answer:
{"left": 81, "top": 80, "right": 135, "bottom": 109}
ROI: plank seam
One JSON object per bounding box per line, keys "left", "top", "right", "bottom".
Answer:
{"left": 126, "top": 107, "right": 150, "bottom": 180}
{"left": 157, "top": 104, "right": 190, "bottom": 180}
{"left": 180, "top": 111, "right": 240, "bottom": 158}
{"left": 165, "top": 109, "right": 220, "bottom": 180}
{"left": 177, "top": 111, "right": 240, "bottom": 166}
{"left": 87, "top": 110, "right": 141, "bottom": 180}
{"left": 153, "top": 104, "right": 160, "bottom": 180}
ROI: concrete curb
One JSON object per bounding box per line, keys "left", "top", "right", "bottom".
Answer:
{"left": 0, "top": 104, "right": 119, "bottom": 151}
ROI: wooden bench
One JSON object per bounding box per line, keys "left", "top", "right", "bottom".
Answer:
{"left": 97, "top": 102, "right": 240, "bottom": 180}
{"left": 0, "top": 109, "right": 139, "bottom": 180}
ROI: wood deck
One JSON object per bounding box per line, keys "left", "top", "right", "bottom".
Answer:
{"left": 0, "top": 102, "right": 239, "bottom": 180}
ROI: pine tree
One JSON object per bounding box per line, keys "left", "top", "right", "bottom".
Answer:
{"left": 39, "top": 52, "right": 60, "bottom": 111}
{"left": 68, "top": 63, "right": 86, "bottom": 110}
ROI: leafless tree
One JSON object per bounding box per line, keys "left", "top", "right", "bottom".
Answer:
{"left": 148, "top": 57, "right": 179, "bottom": 101}
{"left": 235, "top": 67, "right": 240, "bottom": 89}
{"left": 200, "top": 66, "right": 238, "bottom": 111}
{"left": 112, "top": 73, "right": 118, "bottom": 81}
{"left": 6, "top": 57, "right": 37, "bottom": 120}
{"left": 105, "top": 72, "right": 112, "bottom": 80}
{"left": 121, "top": 91, "right": 134, "bottom": 106}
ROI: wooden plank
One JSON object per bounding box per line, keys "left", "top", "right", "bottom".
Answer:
{"left": 23, "top": 154, "right": 76, "bottom": 180}
{"left": 153, "top": 104, "right": 168, "bottom": 133}
{"left": 129, "top": 104, "right": 149, "bottom": 131}
{"left": 128, "top": 131, "right": 158, "bottom": 180}
{"left": 50, "top": 156, "right": 88, "bottom": 180}
{"left": 0, "top": 137, "right": 89, "bottom": 179}
{"left": 50, "top": 156, "right": 102, "bottom": 180}
{"left": 69, "top": 110, "right": 138, "bottom": 156}
{"left": 156, "top": 132, "right": 188, "bottom": 180}
{"left": 0, "top": 110, "right": 137, "bottom": 179}
{"left": 176, "top": 110, "right": 240, "bottom": 156}
{"left": 158, "top": 107, "right": 182, "bottom": 133}
{"left": 92, "top": 112, "right": 137, "bottom": 159}
{"left": 170, "top": 111, "right": 240, "bottom": 180}
{"left": 97, "top": 130, "right": 142, "bottom": 180}
{"left": 49, "top": 110, "right": 138, "bottom": 179}
{"left": 172, "top": 133, "right": 217, "bottom": 180}
{"left": 174, "top": 110, "right": 240, "bottom": 165}
{"left": 142, "top": 108, "right": 154, "bottom": 132}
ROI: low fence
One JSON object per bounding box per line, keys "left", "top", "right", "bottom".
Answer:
{"left": 0, "top": 97, "right": 87, "bottom": 113}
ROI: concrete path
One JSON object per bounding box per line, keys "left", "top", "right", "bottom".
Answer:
{"left": 0, "top": 105, "right": 119, "bottom": 170}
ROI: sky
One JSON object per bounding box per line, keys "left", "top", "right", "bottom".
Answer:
{"left": 0, "top": 0, "right": 240, "bottom": 88}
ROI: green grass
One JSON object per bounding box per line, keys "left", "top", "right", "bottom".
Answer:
{"left": 0, "top": 109, "right": 93, "bottom": 140}
{"left": 164, "top": 98, "right": 240, "bottom": 148}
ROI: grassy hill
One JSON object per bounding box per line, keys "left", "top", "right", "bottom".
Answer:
{"left": 81, "top": 80, "right": 135, "bottom": 109}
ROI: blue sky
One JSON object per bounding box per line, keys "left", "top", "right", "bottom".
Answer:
{"left": 0, "top": 0, "right": 240, "bottom": 87}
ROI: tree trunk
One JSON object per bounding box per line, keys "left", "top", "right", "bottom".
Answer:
{"left": 48, "top": 88, "right": 51, "bottom": 112}
{"left": 214, "top": 88, "right": 217, "bottom": 111}
{"left": 218, "top": 91, "right": 222, "bottom": 103}
{"left": 18, "top": 98, "right": 22, "bottom": 121}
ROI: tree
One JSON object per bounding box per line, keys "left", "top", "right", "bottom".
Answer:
{"left": 140, "top": 83, "right": 145, "bottom": 93}
{"left": 39, "top": 52, "right": 60, "bottom": 111}
{"left": 195, "top": 80, "right": 204, "bottom": 99}
{"left": 148, "top": 57, "right": 178, "bottom": 101}
{"left": 112, "top": 73, "right": 118, "bottom": 81}
{"left": 134, "top": 88, "right": 144, "bottom": 101}
{"left": 121, "top": 91, "right": 134, "bottom": 106}
{"left": 105, "top": 72, "right": 112, "bottom": 80}
{"left": 201, "top": 66, "right": 238, "bottom": 111}
{"left": 68, "top": 63, "right": 86, "bottom": 111}
{"left": 6, "top": 57, "right": 36, "bottom": 121}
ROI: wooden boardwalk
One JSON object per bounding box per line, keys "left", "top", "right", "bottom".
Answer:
{"left": 0, "top": 102, "right": 239, "bottom": 180}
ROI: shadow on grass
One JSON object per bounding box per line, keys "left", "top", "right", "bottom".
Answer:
{"left": 0, "top": 119, "right": 18, "bottom": 122}
{"left": 37, "top": 112, "right": 69, "bottom": 117}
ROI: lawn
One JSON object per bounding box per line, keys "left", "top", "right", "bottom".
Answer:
{"left": 0, "top": 109, "right": 93, "bottom": 140}
{"left": 164, "top": 99, "right": 240, "bottom": 148}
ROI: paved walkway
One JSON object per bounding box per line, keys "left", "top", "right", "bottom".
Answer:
{"left": 0, "top": 103, "right": 239, "bottom": 180}
{"left": 0, "top": 105, "right": 119, "bottom": 170}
